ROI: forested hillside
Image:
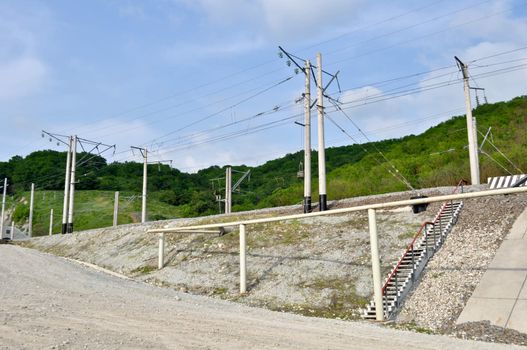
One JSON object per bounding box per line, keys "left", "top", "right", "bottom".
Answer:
{"left": 1, "top": 96, "right": 526, "bottom": 224}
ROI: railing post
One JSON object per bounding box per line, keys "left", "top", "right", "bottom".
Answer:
{"left": 411, "top": 243, "right": 415, "bottom": 281}
{"left": 239, "top": 224, "right": 247, "bottom": 294}
{"left": 368, "top": 208, "right": 384, "bottom": 321}
{"left": 395, "top": 272, "right": 399, "bottom": 307}
{"left": 158, "top": 232, "right": 165, "bottom": 270}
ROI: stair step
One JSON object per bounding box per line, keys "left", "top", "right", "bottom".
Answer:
{"left": 363, "top": 199, "right": 463, "bottom": 320}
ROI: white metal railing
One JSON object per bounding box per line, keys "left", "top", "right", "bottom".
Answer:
{"left": 148, "top": 186, "right": 527, "bottom": 321}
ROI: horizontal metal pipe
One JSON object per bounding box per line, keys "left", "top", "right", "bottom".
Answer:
{"left": 148, "top": 186, "right": 527, "bottom": 234}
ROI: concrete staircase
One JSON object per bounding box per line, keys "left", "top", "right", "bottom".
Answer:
{"left": 363, "top": 182, "right": 466, "bottom": 320}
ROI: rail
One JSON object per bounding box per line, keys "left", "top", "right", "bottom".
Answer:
{"left": 148, "top": 185, "right": 527, "bottom": 321}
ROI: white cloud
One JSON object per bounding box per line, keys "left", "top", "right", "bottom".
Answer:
{"left": 174, "top": 0, "right": 364, "bottom": 43}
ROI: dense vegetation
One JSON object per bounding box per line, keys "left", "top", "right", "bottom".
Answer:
{"left": 1, "top": 96, "right": 526, "bottom": 234}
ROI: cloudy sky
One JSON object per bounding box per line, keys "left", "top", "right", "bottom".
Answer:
{"left": 1, "top": 0, "right": 526, "bottom": 172}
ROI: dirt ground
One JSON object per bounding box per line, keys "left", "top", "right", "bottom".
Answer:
{"left": 1, "top": 245, "right": 521, "bottom": 350}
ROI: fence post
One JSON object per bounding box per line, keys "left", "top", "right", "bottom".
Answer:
{"left": 113, "top": 191, "right": 119, "bottom": 227}
{"left": 368, "top": 208, "right": 384, "bottom": 321}
{"left": 158, "top": 232, "right": 165, "bottom": 269}
{"left": 239, "top": 224, "right": 247, "bottom": 294}
{"left": 49, "top": 209, "right": 54, "bottom": 235}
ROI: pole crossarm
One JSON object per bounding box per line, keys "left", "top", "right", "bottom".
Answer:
{"left": 148, "top": 186, "right": 527, "bottom": 234}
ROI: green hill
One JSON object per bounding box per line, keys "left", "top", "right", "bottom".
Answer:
{"left": 1, "top": 95, "right": 526, "bottom": 235}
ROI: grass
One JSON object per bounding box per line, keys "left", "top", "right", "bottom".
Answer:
{"left": 132, "top": 265, "right": 157, "bottom": 275}
{"left": 11, "top": 190, "right": 184, "bottom": 236}
{"left": 289, "top": 276, "right": 369, "bottom": 320}
{"left": 387, "top": 322, "right": 436, "bottom": 335}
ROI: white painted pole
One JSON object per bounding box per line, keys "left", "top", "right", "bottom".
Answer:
{"left": 463, "top": 70, "right": 480, "bottom": 185}
{"left": 10, "top": 221, "right": 14, "bottom": 240}
{"left": 0, "top": 178, "right": 6, "bottom": 238}
{"left": 113, "top": 191, "right": 119, "bottom": 227}
{"left": 303, "top": 60, "right": 312, "bottom": 213}
{"left": 316, "top": 53, "right": 328, "bottom": 211}
{"left": 62, "top": 136, "right": 72, "bottom": 234}
{"left": 225, "top": 167, "right": 232, "bottom": 214}
{"left": 28, "top": 183, "right": 34, "bottom": 237}
{"left": 457, "top": 58, "right": 480, "bottom": 185}
{"left": 158, "top": 232, "right": 165, "bottom": 269}
{"left": 239, "top": 224, "right": 247, "bottom": 294}
{"left": 49, "top": 209, "right": 54, "bottom": 236}
{"left": 368, "top": 208, "right": 384, "bottom": 321}
{"left": 67, "top": 135, "right": 77, "bottom": 233}
{"left": 142, "top": 149, "right": 148, "bottom": 223}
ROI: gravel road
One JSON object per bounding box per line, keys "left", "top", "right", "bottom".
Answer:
{"left": 0, "top": 245, "right": 521, "bottom": 350}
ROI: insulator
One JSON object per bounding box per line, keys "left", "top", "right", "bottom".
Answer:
{"left": 286, "top": 60, "right": 291, "bottom": 67}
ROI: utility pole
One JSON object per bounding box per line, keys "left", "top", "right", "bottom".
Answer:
{"left": 28, "top": 183, "right": 34, "bottom": 237}
{"left": 0, "top": 178, "right": 7, "bottom": 238}
{"left": 278, "top": 47, "right": 339, "bottom": 212}
{"left": 61, "top": 136, "right": 72, "bottom": 234}
{"left": 67, "top": 135, "right": 77, "bottom": 233}
{"left": 455, "top": 56, "right": 480, "bottom": 185}
{"left": 42, "top": 131, "right": 115, "bottom": 233}
{"left": 49, "top": 209, "right": 54, "bottom": 235}
{"left": 11, "top": 221, "right": 14, "bottom": 240}
{"left": 316, "top": 53, "right": 328, "bottom": 211}
{"left": 113, "top": 191, "right": 119, "bottom": 227}
{"left": 225, "top": 166, "right": 232, "bottom": 214}
{"left": 131, "top": 146, "right": 148, "bottom": 223}
{"left": 303, "top": 60, "right": 312, "bottom": 213}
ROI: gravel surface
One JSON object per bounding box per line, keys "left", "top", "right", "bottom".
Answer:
{"left": 1, "top": 245, "right": 522, "bottom": 350}
{"left": 19, "top": 185, "right": 527, "bottom": 346}
{"left": 397, "top": 192, "right": 527, "bottom": 346}
{"left": 23, "top": 188, "right": 451, "bottom": 320}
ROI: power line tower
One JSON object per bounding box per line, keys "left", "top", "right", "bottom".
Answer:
{"left": 278, "top": 47, "right": 340, "bottom": 212}
{"left": 42, "top": 131, "right": 115, "bottom": 233}
{"left": 454, "top": 56, "right": 480, "bottom": 185}
{"left": 211, "top": 167, "right": 251, "bottom": 214}
{"left": 130, "top": 146, "right": 172, "bottom": 223}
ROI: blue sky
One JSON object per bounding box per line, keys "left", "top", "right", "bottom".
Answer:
{"left": 1, "top": 0, "right": 527, "bottom": 172}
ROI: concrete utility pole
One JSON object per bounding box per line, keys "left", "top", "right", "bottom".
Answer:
{"left": 131, "top": 146, "right": 148, "bottom": 223}
{"left": 455, "top": 56, "right": 480, "bottom": 185}
{"left": 67, "top": 135, "right": 77, "bottom": 233}
{"left": 1, "top": 178, "right": 7, "bottom": 237}
{"left": 49, "top": 209, "right": 54, "bottom": 235}
{"left": 62, "top": 136, "right": 72, "bottom": 234}
{"left": 141, "top": 149, "right": 147, "bottom": 223}
{"left": 316, "top": 53, "right": 328, "bottom": 211}
{"left": 28, "top": 183, "right": 34, "bottom": 237}
{"left": 11, "top": 221, "right": 14, "bottom": 240}
{"left": 225, "top": 167, "right": 232, "bottom": 214}
{"left": 113, "top": 191, "right": 119, "bottom": 227}
{"left": 303, "top": 60, "right": 312, "bottom": 214}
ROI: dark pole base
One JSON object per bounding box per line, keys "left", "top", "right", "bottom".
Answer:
{"left": 66, "top": 223, "right": 73, "bottom": 234}
{"left": 303, "top": 196, "right": 312, "bottom": 213}
{"left": 61, "top": 223, "right": 67, "bottom": 234}
{"left": 319, "top": 194, "right": 328, "bottom": 211}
